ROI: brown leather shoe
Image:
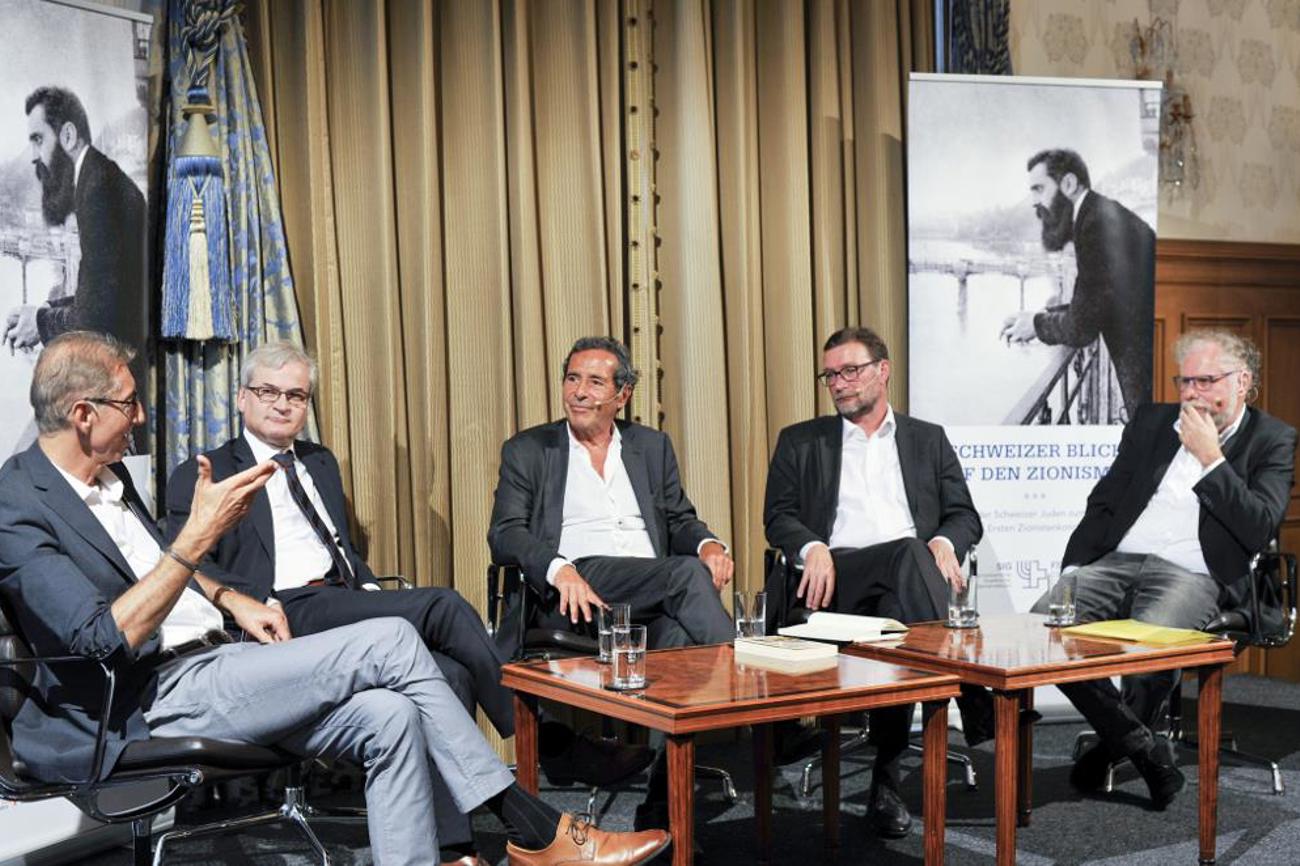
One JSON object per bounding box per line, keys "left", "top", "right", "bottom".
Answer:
{"left": 506, "top": 813, "right": 671, "bottom": 865}
{"left": 440, "top": 857, "right": 488, "bottom": 866}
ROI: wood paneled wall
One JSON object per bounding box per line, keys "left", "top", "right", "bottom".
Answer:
{"left": 1155, "top": 239, "right": 1300, "bottom": 682}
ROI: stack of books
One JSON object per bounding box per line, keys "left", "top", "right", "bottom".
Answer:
{"left": 733, "top": 635, "right": 839, "bottom": 674}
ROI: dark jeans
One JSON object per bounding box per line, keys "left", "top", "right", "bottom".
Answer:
{"left": 1032, "top": 552, "right": 1221, "bottom": 756}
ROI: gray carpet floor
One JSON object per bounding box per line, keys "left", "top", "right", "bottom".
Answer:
{"left": 75, "top": 674, "right": 1300, "bottom": 865}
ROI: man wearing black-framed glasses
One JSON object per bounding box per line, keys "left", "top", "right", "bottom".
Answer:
{"left": 764, "top": 325, "right": 990, "bottom": 840}
{"left": 1034, "top": 328, "right": 1296, "bottom": 811}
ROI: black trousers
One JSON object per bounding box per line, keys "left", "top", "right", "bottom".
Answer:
{"left": 831, "top": 537, "right": 949, "bottom": 785}
{"left": 570, "top": 555, "right": 735, "bottom": 648}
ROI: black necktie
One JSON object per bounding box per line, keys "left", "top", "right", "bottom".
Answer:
{"left": 271, "top": 452, "right": 354, "bottom": 588}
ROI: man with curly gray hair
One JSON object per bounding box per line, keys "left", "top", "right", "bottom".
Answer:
{"left": 1035, "top": 329, "right": 1296, "bottom": 810}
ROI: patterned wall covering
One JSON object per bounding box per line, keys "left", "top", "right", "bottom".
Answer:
{"left": 1010, "top": 0, "right": 1300, "bottom": 242}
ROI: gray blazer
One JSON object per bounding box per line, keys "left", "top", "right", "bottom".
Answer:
{"left": 0, "top": 445, "right": 173, "bottom": 783}
{"left": 488, "top": 419, "right": 717, "bottom": 595}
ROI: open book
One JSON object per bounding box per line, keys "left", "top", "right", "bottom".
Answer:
{"left": 777, "top": 611, "right": 908, "bottom": 644}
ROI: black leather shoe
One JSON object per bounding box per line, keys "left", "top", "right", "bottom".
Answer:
{"left": 1132, "top": 746, "right": 1185, "bottom": 810}
{"left": 1069, "top": 742, "right": 1117, "bottom": 793}
{"left": 539, "top": 725, "right": 655, "bottom": 788}
{"left": 866, "top": 783, "right": 912, "bottom": 839}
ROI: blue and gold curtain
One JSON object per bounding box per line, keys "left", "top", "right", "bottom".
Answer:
{"left": 947, "top": 0, "right": 1013, "bottom": 76}
{"left": 161, "top": 0, "right": 307, "bottom": 475}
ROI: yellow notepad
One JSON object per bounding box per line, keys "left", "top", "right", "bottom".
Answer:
{"left": 1060, "top": 619, "right": 1217, "bottom": 645}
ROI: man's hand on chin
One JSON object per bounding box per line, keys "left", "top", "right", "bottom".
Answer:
{"left": 699, "top": 540, "right": 734, "bottom": 591}
{"left": 1179, "top": 402, "right": 1223, "bottom": 467}
{"left": 928, "top": 538, "right": 964, "bottom": 592}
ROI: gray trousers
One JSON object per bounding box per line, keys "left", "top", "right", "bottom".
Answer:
{"left": 144, "top": 618, "right": 515, "bottom": 866}
{"left": 1032, "top": 552, "right": 1221, "bottom": 756}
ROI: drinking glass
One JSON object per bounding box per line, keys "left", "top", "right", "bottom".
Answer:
{"left": 611, "top": 624, "right": 647, "bottom": 690}
{"left": 945, "top": 574, "right": 979, "bottom": 629}
{"left": 733, "top": 590, "right": 768, "bottom": 638}
{"left": 1044, "top": 570, "right": 1078, "bottom": 627}
{"left": 597, "top": 603, "right": 631, "bottom": 663}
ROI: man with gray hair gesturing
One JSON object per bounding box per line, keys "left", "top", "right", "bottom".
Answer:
{"left": 0, "top": 330, "right": 671, "bottom": 866}
{"left": 1035, "top": 329, "right": 1296, "bottom": 809}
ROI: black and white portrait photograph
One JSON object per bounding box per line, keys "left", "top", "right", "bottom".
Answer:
{"left": 907, "top": 74, "right": 1159, "bottom": 427}
{"left": 0, "top": 0, "right": 149, "bottom": 458}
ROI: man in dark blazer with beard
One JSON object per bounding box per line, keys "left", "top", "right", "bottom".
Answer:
{"left": 168, "top": 341, "right": 651, "bottom": 865}
{"left": 764, "top": 326, "right": 991, "bottom": 840}
{"left": 4, "top": 87, "right": 146, "bottom": 353}
{"left": 1034, "top": 329, "right": 1296, "bottom": 810}
{"left": 999, "top": 148, "right": 1156, "bottom": 418}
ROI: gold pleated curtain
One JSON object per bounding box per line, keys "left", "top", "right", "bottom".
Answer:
{"left": 242, "top": 0, "right": 930, "bottom": 660}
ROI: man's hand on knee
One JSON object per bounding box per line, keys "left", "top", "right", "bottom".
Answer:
{"left": 553, "top": 565, "right": 605, "bottom": 624}
{"left": 699, "top": 541, "right": 734, "bottom": 591}
{"left": 798, "top": 544, "right": 836, "bottom": 611}
{"left": 927, "top": 538, "right": 964, "bottom": 591}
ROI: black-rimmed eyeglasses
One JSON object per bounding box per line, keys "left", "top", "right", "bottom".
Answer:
{"left": 816, "top": 360, "right": 882, "bottom": 387}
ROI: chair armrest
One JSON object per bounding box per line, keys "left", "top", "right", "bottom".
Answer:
{"left": 0, "top": 653, "right": 116, "bottom": 788}
{"left": 372, "top": 575, "right": 412, "bottom": 590}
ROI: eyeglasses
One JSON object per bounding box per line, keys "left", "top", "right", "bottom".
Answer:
{"left": 816, "top": 360, "right": 882, "bottom": 387}
{"left": 84, "top": 394, "right": 140, "bottom": 419}
{"left": 1171, "top": 370, "right": 1240, "bottom": 392}
{"left": 245, "top": 384, "right": 311, "bottom": 407}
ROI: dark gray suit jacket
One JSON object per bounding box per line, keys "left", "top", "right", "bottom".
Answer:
{"left": 0, "top": 445, "right": 172, "bottom": 783}
{"left": 763, "top": 412, "right": 983, "bottom": 613}
{"left": 165, "top": 436, "right": 373, "bottom": 601}
{"left": 1062, "top": 403, "right": 1296, "bottom": 613}
{"left": 488, "top": 420, "right": 716, "bottom": 596}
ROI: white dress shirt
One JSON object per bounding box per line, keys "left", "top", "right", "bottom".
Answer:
{"left": 1115, "top": 407, "right": 1245, "bottom": 576}
{"left": 546, "top": 424, "right": 723, "bottom": 585}
{"left": 244, "top": 430, "right": 342, "bottom": 593}
{"left": 55, "top": 464, "right": 221, "bottom": 650}
{"left": 802, "top": 407, "right": 934, "bottom": 563}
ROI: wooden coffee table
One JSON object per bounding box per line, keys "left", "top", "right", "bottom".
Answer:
{"left": 843, "top": 614, "right": 1237, "bottom": 866}
{"left": 502, "top": 644, "right": 961, "bottom": 865}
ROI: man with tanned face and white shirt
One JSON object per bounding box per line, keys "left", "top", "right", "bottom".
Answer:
{"left": 488, "top": 335, "right": 735, "bottom": 832}
{"left": 1035, "top": 329, "right": 1296, "bottom": 811}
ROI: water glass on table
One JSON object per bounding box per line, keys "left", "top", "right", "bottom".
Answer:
{"left": 611, "top": 624, "right": 647, "bottom": 690}
{"left": 1044, "top": 569, "right": 1078, "bottom": 626}
{"left": 733, "top": 590, "right": 767, "bottom": 638}
{"left": 945, "top": 572, "right": 979, "bottom": 629}
{"left": 597, "top": 603, "right": 631, "bottom": 663}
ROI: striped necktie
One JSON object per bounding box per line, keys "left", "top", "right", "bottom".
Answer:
{"left": 271, "top": 452, "right": 354, "bottom": 588}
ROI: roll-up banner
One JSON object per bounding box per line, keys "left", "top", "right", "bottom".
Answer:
{"left": 907, "top": 73, "right": 1160, "bottom": 714}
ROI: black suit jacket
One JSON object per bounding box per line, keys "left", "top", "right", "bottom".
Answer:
{"left": 1062, "top": 403, "right": 1296, "bottom": 612}
{"left": 166, "top": 437, "right": 375, "bottom": 601}
{"left": 487, "top": 420, "right": 717, "bottom": 596}
{"left": 763, "top": 412, "right": 983, "bottom": 596}
{"left": 1033, "top": 191, "right": 1156, "bottom": 416}
{"left": 37, "top": 147, "right": 147, "bottom": 350}
{"left": 0, "top": 446, "right": 173, "bottom": 783}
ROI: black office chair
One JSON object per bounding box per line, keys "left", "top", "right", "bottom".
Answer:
{"left": 486, "top": 562, "right": 739, "bottom": 806}
{"left": 1073, "top": 542, "right": 1297, "bottom": 795}
{"left": 763, "top": 548, "right": 980, "bottom": 795}
{"left": 0, "top": 599, "right": 317, "bottom": 866}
